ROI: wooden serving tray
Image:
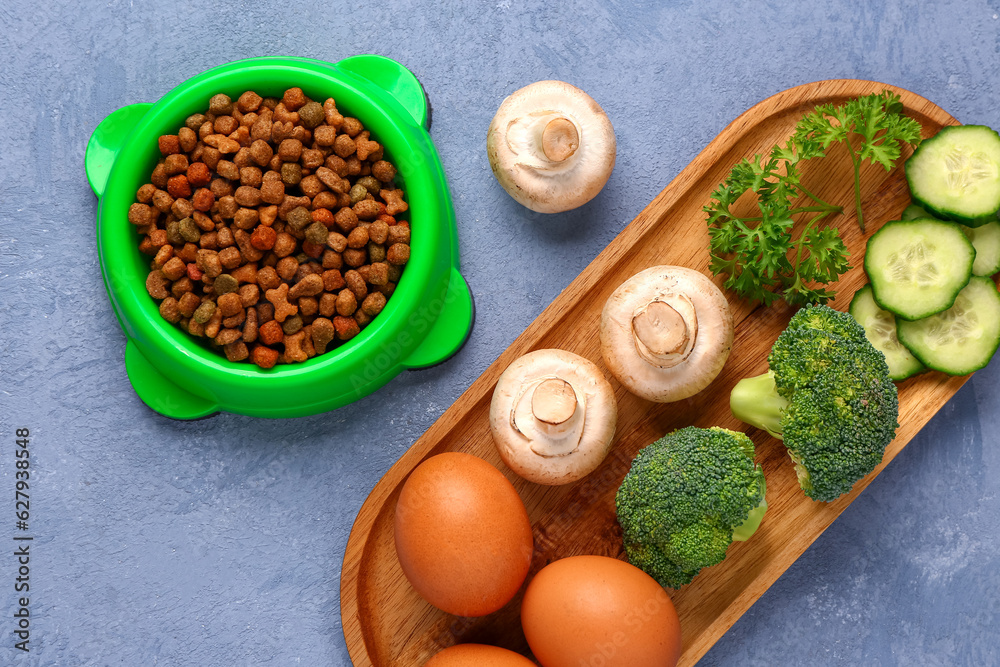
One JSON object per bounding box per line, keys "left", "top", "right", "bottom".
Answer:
{"left": 340, "top": 79, "right": 965, "bottom": 666}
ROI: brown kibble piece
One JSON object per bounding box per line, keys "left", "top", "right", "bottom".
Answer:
{"left": 341, "top": 117, "right": 363, "bottom": 137}
{"left": 217, "top": 246, "right": 241, "bottom": 269}
{"left": 371, "top": 160, "right": 397, "bottom": 183}
{"left": 224, "top": 341, "right": 250, "bottom": 362}
{"left": 237, "top": 90, "right": 263, "bottom": 113}
{"left": 362, "top": 291, "right": 387, "bottom": 317}
{"left": 164, "top": 153, "right": 189, "bottom": 175}
{"left": 192, "top": 188, "right": 215, "bottom": 212}
{"left": 159, "top": 297, "right": 182, "bottom": 323}
{"left": 354, "top": 310, "right": 372, "bottom": 328}
{"left": 243, "top": 307, "right": 259, "bottom": 343}
{"left": 286, "top": 206, "right": 313, "bottom": 232}
{"left": 153, "top": 244, "right": 173, "bottom": 268}
{"left": 214, "top": 273, "right": 239, "bottom": 295}
{"left": 300, "top": 148, "right": 325, "bottom": 170}
{"left": 196, "top": 249, "right": 223, "bottom": 278}
{"left": 265, "top": 283, "right": 298, "bottom": 322}
{"left": 319, "top": 293, "right": 337, "bottom": 318}
{"left": 193, "top": 300, "right": 216, "bottom": 324}
{"left": 251, "top": 344, "right": 280, "bottom": 369}
{"left": 344, "top": 269, "right": 367, "bottom": 301}
{"left": 355, "top": 132, "right": 380, "bottom": 161}
{"left": 230, "top": 263, "right": 258, "bottom": 285}
{"left": 158, "top": 135, "right": 181, "bottom": 155}
{"left": 367, "top": 261, "right": 389, "bottom": 286}
{"left": 276, "top": 256, "right": 299, "bottom": 282}
{"left": 282, "top": 88, "right": 307, "bottom": 111}
{"left": 311, "top": 318, "right": 336, "bottom": 354}
{"left": 313, "top": 125, "right": 336, "bottom": 146}
{"left": 161, "top": 257, "right": 187, "bottom": 281}
{"left": 336, "top": 289, "right": 357, "bottom": 316}
{"left": 215, "top": 328, "right": 242, "bottom": 346}
{"left": 387, "top": 243, "right": 410, "bottom": 265}
{"left": 273, "top": 233, "right": 297, "bottom": 260}
{"left": 146, "top": 270, "right": 170, "bottom": 299}
{"left": 256, "top": 266, "right": 281, "bottom": 291}
{"left": 323, "top": 98, "right": 344, "bottom": 128}
{"left": 343, "top": 248, "right": 367, "bottom": 268}
{"left": 380, "top": 189, "right": 409, "bottom": 216}
{"left": 347, "top": 226, "right": 369, "bottom": 249}
{"left": 322, "top": 269, "right": 346, "bottom": 292}
{"left": 167, "top": 175, "right": 192, "bottom": 199}
{"left": 333, "top": 316, "right": 360, "bottom": 340}
{"left": 333, "top": 133, "right": 356, "bottom": 158}
{"left": 216, "top": 293, "right": 242, "bottom": 318}
{"left": 283, "top": 331, "right": 309, "bottom": 362}
{"left": 278, "top": 138, "right": 303, "bottom": 162}
{"left": 258, "top": 319, "right": 284, "bottom": 346}
{"left": 234, "top": 186, "right": 262, "bottom": 207}
{"left": 305, "top": 221, "right": 329, "bottom": 246}
{"left": 387, "top": 223, "right": 411, "bottom": 245}
{"left": 250, "top": 225, "right": 276, "bottom": 251}
{"left": 282, "top": 315, "right": 304, "bottom": 335}
{"left": 178, "top": 292, "right": 202, "bottom": 318}
{"left": 239, "top": 284, "right": 260, "bottom": 308}
{"left": 209, "top": 93, "right": 233, "bottom": 115}
{"left": 128, "top": 203, "right": 156, "bottom": 226}
{"left": 334, "top": 207, "right": 358, "bottom": 234}
{"left": 353, "top": 199, "right": 379, "bottom": 221}
{"left": 288, "top": 273, "right": 324, "bottom": 300}
{"left": 260, "top": 178, "right": 285, "bottom": 205}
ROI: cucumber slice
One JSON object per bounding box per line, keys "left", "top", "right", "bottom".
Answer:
{"left": 865, "top": 218, "right": 975, "bottom": 320}
{"left": 962, "top": 220, "right": 1000, "bottom": 276}
{"left": 901, "top": 203, "right": 933, "bottom": 221}
{"left": 897, "top": 276, "right": 1000, "bottom": 375}
{"left": 906, "top": 125, "right": 1000, "bottom": 224}
{"left": 849, "top": 285, "right": 925, "bottom": 381}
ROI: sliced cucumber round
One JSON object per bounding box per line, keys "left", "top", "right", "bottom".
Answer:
{"left": 906, "top": 125, "right": 1000, "bottom": 224}
{"left": 865, "top": 218, "right": 975, "bottom": 320}
{"left": 897, "top": 276, "right": 1000, "bottom": 375}
{"left": 901, "top": 203, "right": 933, "bottom": 221}
{"left": 962, "top": 220, "right": 1000, "bottom": 276}
{"left": 849, "top": 285, "right": 925, "bottom": 381}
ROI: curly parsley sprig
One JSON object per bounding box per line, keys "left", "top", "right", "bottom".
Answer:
{"left": 706, "top": 91, "right": 923, "bottom": 307}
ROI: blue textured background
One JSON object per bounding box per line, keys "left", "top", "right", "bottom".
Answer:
{"left": 2, "top": 0, "right": 999, "bottom": 664}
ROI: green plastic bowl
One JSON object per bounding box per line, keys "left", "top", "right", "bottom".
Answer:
{"left": 85, "top": 55, "right": 473, "bottom": 420}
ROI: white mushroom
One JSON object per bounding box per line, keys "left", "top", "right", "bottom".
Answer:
{"left": 490, "top": 349, "right": 617, "bottom": 485}
{"left": 600, "top": 266, "right": 733, "bottom": 402}
{"left": 487, "top": 81, "right": 616, "bottom": 213}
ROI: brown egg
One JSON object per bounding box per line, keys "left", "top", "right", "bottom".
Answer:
{"left": 424, "top": 643, "right": 537, "bottom": 666}
{"left": 394, "top": 452, "right": 534, "bottom": 617}
{"left": 520, "top": 555, "right": 682, "bottom": 667}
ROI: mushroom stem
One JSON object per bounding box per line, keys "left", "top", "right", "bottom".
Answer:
{"left": 631, "top": 296, "right": 698, "bottom": 369}
{"left": 509, "top": 375, "right": 586, "bottom": 457}
{"left": 541, "top": 117, "right": 579, "bottom": 162}
{"left": 531, "top": 378, "right": 578, "bottom": 437}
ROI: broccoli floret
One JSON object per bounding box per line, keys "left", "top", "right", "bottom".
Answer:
{"left": 615, "top": 426, "right": 767, "bottom": 589}
{"left": 730, "top": 304, "right": 899, "bottom": 502}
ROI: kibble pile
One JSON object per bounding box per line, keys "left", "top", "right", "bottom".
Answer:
{"left": 128, "top": 87, "right": 411, "bottom": 368}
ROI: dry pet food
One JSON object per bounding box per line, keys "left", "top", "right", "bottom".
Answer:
{"left": 131, "top": 88, "right": 411, "bottom": 368}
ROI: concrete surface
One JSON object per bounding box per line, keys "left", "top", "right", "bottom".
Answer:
{"left": 2, "top": 0, "right": 999, "bottom": 664}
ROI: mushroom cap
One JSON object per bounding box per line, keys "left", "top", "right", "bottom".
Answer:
{"left": 489, "top": 349, "right": 618, "bottom": 485}
{"left": 487, "top": 80, "right": 616, "bottom": 213}
{"left": 600, "top": 265, "right": 733, "bottom": 402}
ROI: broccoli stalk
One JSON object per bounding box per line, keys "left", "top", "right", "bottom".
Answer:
{"left": 729, "top": 370, "right": 789, "bottom": 439}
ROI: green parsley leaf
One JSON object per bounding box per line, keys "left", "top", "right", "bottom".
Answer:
{"left": 705, "top": 91, "right": 922, "bottom": 307}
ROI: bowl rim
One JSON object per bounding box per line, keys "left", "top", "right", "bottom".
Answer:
{"left": 97, "top": 56, "right": 454, "bottom": 403}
